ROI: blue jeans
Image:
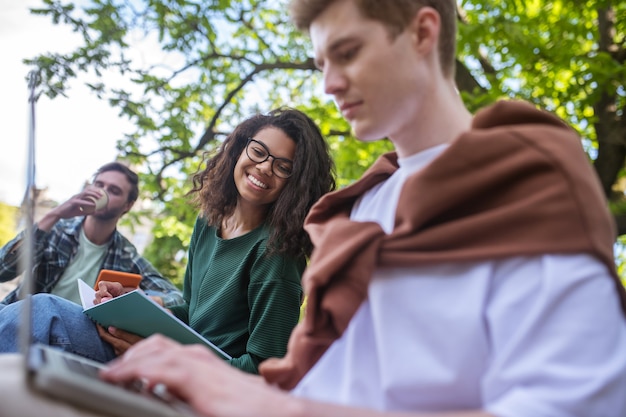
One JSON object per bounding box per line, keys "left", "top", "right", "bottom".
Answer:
{"left": 0, "top": 293, "right": 116, "bottom": 363}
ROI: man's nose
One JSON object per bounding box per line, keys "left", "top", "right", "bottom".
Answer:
{"left": 324, "top": 65, "right": 347, "bottom": 96}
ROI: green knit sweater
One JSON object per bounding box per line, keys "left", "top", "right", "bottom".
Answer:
{"left": 169, "top": 216, "right": 304, "bottom": 374}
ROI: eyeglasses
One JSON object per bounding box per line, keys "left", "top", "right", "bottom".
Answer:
{"left": 245, "top": 138, "right": 294, "bottom": 179}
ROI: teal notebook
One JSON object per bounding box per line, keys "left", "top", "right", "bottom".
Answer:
{"left": 77, "top": 279, "right": 231, "bottom": 359}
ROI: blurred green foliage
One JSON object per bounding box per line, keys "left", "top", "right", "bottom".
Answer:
{"left": 0, "top": 203, "right": 19, "bottom": 247}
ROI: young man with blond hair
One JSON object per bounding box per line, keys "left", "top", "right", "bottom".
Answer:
{"left": 2, "top": 1, "right": 626, "bottom": 416}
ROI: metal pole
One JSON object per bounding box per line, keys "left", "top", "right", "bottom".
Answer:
{"left": 19, "top": 70, "right": 40, "bottom": 357}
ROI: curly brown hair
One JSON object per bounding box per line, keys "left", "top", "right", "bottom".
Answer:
{"left": 189, "top": 108, "right": 336, "bottom": 259}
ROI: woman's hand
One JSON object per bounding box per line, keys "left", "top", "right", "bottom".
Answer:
{"left": 94, "top": 281, "right": 133, "bottom": 304}
{"left": 93, "top": 282, "right": 166, "bottom": 356}
{"left": 96, "top": 325, "right": 144, "bottom": 356}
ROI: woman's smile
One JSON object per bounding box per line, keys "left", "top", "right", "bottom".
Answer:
{"left": 247, "top": 173, "right": 269, "bottom": 189}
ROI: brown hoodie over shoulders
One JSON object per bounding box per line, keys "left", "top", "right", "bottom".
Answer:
{"left": 260, "top": 100, "right": 626, "bottom": 390}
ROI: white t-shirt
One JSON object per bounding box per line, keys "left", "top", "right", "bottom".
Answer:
{"left": 292, "top": 146, "right": 626, "bottom": 416}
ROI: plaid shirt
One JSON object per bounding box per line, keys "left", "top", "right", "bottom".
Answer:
{"left": 0, "top": 217, "right": 182, "bottom": 307}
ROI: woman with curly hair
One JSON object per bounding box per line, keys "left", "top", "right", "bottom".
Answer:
{"left": 190, "top": 107, "right": 334, "bottom": 260}
{"left": 159, "top": 107, "right": 336, "bottom": 373}
{"left": 0, "top": 107, "right": 335, "bottom": 375}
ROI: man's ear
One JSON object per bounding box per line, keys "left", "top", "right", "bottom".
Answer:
{"left": 121, "top": 201, "right": 135, "bottom": 216}
{"left": 409, "top": 7, "right": 440, "bottom": 57}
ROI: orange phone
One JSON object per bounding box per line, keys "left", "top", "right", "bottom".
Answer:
{"left": 94, "top": 269, "right": 142, "bottom": 290}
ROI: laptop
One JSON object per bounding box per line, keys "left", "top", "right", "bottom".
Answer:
{"left": 19, "top": 71, "right": 198, "bottom": 417}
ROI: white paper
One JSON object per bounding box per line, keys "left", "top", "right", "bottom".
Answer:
{"left": 77, "top": 279, "right": 96, "bottom": 309}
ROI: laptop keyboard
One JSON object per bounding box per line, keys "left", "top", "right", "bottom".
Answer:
{"left": 41, "top": 346, "right": 103, "bottom": 379}
{"left": 62, "top": 356, "right": 102, "bottom": 378}
{"left": 32, "top": 345, "right": 199, "bottom": 416}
